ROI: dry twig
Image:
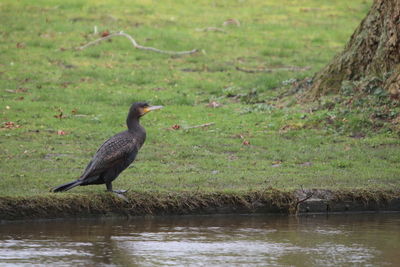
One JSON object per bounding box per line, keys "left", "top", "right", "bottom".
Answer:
{"left": 295, "top": 193, "right": 313, "bottom": 206}
{"left": 77, "top": 31, "right": 198, "bottom": 55}
{"left": 185, "top": 122, "right": 215, "bottom": 129}
{"left": 293, "top": 186, "right": 314, "bottom": 214}
{"left": 236, "top": 66, "right": 311, "bottom": 73}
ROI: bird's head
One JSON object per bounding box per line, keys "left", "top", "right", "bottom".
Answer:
{"left": 129, "top": 102, "right": 163, "bottom": 119}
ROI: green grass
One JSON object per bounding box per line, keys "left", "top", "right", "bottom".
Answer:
{"left": 1, "top": 0, "right": 399, "bottom": 197}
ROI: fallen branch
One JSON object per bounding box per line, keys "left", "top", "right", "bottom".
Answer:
{"left": 185, "top": 122, "right": 215, "bottom": 129}
{"left": 295, "top": 193, "right": 313, "bottom": 206}
{"left": 293, "top": 186, "right": 314, "bottom": 214}
{"left": 77, "top": 31, "right": 198, "bottom": 55}
{"left": 236, "top": 66, "right": 311, "bottom": 73}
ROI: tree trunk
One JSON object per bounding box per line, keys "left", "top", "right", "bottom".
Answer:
{"left": 307, "top": 0, "right": 400, "bottom": 99}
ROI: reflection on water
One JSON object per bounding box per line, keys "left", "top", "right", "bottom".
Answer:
{"left": 0, "top": 213, "right": 399, "bottom": 266}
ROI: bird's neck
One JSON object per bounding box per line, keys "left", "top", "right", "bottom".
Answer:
{"left": 127, "top": 115, "right": 141, "bottom": 132}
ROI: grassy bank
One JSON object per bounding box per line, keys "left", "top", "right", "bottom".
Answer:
{"left": 1, "top": 189, "right": 399, "bottom": 220}
{"left": 1, "top": 0, "right": 399, "bottom": 204}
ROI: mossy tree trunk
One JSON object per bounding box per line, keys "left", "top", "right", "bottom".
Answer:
{"left": 308, "top": 0, "right": 400, "bottom": 99}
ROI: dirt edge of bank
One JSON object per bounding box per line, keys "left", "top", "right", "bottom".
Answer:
{"left": 0, "top": 189, "right": 399, "bottom": 220}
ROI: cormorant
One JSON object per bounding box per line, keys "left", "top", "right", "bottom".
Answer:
{"left": 52, "top": 102, "right": 162, "bottom": 194}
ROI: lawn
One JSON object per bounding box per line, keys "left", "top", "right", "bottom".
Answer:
{"left": 1, "top": 0, "right": 399, "bottom": 198}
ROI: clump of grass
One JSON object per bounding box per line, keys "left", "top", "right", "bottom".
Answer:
{"left": 302, "top": 76, "right": 400, "bottom": 136}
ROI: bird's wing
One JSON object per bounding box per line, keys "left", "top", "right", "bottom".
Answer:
{"left": 79, "top": 134, "right": 138, "bottom": 180}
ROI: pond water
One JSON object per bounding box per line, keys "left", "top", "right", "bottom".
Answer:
{"left": 0, "top": 213, "right": 399, "bottom": 266}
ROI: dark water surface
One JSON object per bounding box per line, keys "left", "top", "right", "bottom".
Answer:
{"left": 0, "top": 213, "right": 399, "bottom": 266}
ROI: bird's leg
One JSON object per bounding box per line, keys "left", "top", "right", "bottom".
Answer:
{"left": 106, "top": 181, "right": 113, "bottom": 192}
{"left": 106, "top": 182, "right": 128, "bottom": 194}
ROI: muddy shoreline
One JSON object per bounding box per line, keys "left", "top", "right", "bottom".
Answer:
{"left": 0, "top": 189, "right": 399, "bottom": 221}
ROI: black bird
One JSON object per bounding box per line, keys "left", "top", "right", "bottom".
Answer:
{"left": 52, "top": 102, "right": 162, "bottom": 194}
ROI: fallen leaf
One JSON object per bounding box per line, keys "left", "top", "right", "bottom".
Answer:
{"left": 207, "top": 101, "right": 222, "bottom": 108}
{"left": 61, "top": 82, "right": 71, "bottom": 88}
{"left": 54, "top": 111, "right": 64, "bottom": 119}
{"left": 3, "top": 121, "right": 20, "bottom": 129}
{"left": 4, "top": 121, "right": 15, "bottom": 128}
{"left": 54, "top": 107, "right": 65, "bottom": 119}
{"left": 101, "top": 30, "right": 110, "bottom": 37}
{"left": 242, "top": 140, "right": 250, "bottom": 145}
{"left": 228, "top": 155, "right": 238, "bottom": 161}
{"left": 279, "top": 122, "right": 304, "bottom": 133}
{"left": 232, "top": 134, "right": 245, "bottom": 139}
{"left": 223, "top": 18, "right": 240, "bottom": 27}
{"left": 40, "top": 33, "right": 52, "bottom": 39}
{"left": 16, "top": 42, "right": 26, "bottom": 48}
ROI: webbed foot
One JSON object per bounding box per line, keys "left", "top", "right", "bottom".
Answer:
{"left": 112, "top": 189, "right": 128, "bottom": 194}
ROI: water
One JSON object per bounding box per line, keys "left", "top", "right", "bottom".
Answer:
{"left": 0, "top": 213, "right": 399, "bottom": 266}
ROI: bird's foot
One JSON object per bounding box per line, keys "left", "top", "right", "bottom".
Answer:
{"left": 107, "top": 189, "right": 129, "bottom": 194}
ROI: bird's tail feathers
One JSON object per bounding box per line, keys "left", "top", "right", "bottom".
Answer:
{"left": 52, "top": 180, "right": 82, "bottom": 192}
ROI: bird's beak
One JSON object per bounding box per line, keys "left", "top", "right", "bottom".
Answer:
{"left": 143, "top": 105, "right": 163, "bottom": 114}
